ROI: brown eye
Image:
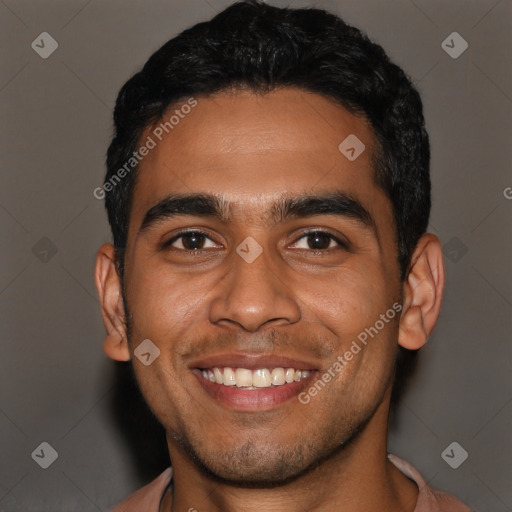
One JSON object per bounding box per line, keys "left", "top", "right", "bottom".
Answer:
{"left": 305, "top": 232, "right": 335, "bottom": 250}
{"left": 290, "top": 230, "right": 347, "bottom": 251}
{"left": 166, "top": 231, "right": 218, "bottom": 251}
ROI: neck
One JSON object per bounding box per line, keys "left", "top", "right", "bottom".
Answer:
{"left": 165, "top": 398, "right": 418, "bottom": 512}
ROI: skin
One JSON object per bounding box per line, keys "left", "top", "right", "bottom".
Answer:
{"left": 95, "top": 87, "right": 445, "bottom": 512}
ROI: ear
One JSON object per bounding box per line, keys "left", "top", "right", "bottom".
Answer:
{"left": 398, "top": 233, "right": 445, "bottom": 350}
{"left": 94, "top": 243, "right": 130, "bottom": 361}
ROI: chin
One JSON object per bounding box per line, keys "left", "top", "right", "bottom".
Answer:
{"left": 175, "top": 430, "right": 354, "bottom": 488}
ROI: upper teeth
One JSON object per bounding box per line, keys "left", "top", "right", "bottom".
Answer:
{"left": 201, "top": 367, "right": 311, "bottom": 389}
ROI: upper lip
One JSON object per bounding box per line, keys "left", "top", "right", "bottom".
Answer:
{"left": 189, "top": 353, "right": 318, "bottom": 371}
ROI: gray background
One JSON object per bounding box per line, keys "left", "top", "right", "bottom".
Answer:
{"left": 1, "top": 0, "right": 510, "bottom": 510}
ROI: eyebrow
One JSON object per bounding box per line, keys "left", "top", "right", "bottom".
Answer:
{"left": 138, "top": 191, "right": 376, "bottom": 234}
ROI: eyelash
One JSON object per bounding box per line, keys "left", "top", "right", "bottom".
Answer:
{"left": 162, "top": 229, "right": 349, "bottom": 254}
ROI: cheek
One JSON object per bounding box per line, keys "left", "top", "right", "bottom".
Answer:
{"left": 302, "top": 264, "right": 390, "bottom": 337}
{"left": 301, "top": 266, "right": 398, "bottom": 384}
{"left": 130, "top": 360, "right": 183, "bottom": 428}
{"left": 127, "top": 262, "right": 212, "bottom": 337}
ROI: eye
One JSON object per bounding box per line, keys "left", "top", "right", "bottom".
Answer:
{"left": 164, "top": 230, "right": 220, "bottom": 251}
{"left": 290, "top": 230, "right": 348, "bottom": 251}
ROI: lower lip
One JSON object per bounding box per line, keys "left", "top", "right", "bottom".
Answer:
{"left": 193, "top": 369, "right": 317, "bottom": 411}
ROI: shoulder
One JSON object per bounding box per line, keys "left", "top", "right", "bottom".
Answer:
{"left": 110, "top": 467, "right": 173, "bottom": 512}
{"left": 388, "top": 454, "right": 472, "bottom": 512}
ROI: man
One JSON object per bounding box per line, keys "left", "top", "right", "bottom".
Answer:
{"left": 94, "top": 1, "right": 472, "bottom": 510}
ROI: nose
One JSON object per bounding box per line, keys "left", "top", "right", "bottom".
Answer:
{"left": 209, "top": 244, "right": 301, "bottom": 332}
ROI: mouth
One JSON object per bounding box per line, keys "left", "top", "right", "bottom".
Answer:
{"left": 200, "top": 366, "right": 311, "bottom": 391}
{"left": 190, "top": 356, "right": 318, "bottom": 411}
{"left": 198, "top": 366, "right": 312, "bottom": 389}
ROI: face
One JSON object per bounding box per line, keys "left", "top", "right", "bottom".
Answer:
{"left": 121, "top": 88, "right": 403, "bottom": 484}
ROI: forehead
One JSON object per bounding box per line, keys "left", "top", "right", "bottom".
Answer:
{"left": 130, "top": 88, "right": 387, "bottom": 227}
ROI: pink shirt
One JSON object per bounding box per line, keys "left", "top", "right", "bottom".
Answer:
{"left": 110, "top": 454, "right": 472, "bottom": 511}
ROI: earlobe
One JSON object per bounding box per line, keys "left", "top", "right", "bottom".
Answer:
{"left": 94, "top": 244, "right": 131, "bottom": 362}
{"left": 398, "top": 234, "right": 445, "bottom": 350}
{"left": 104, "top": 332, "right": 130, "bottom": 362}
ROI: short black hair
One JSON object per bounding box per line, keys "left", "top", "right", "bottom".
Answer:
{"left": 104, "top": 0, "right": 430, "bottom": 283}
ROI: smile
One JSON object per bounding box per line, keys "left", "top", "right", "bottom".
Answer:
{"left": 194, "top": 364, "right": 317, "bottom": 411}
{"left": 199, "top": 367, "right": 312, "bottom": 389}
